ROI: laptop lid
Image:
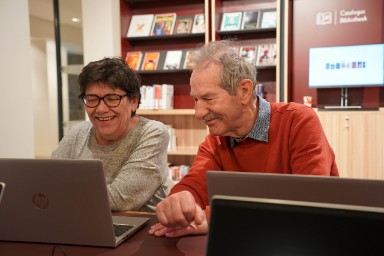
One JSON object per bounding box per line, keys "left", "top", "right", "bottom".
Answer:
{"left": 207, "top": 171, "right": 384, "bottom": 208}
{"left": 207, "top": 195, "right": 384, "bottom": 256}
{"left": 0, "top": 158, "right": 149, "bottom": 247}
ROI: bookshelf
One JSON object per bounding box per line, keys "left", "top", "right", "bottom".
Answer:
{"left": 120, "top": 0, "right": 209, "bottom": 166}
{"left": 120, "top": 0, "right": 282, "bottom": 165}
{"left": 212, "top": 0, "right": 280, "bottom": 103}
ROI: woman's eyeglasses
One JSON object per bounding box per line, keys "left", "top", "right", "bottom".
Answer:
{"left": 82, "top": 94, "right": 127, "bottom": 108}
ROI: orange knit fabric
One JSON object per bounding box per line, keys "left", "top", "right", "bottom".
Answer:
{"left": 171, "top": 102, "right": 339, "bottom": 208}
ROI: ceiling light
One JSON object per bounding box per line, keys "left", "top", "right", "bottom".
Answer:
{"left": 71, "top": 17, "right": 81, "bottom": 23}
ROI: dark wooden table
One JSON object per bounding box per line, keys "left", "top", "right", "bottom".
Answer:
{"left": 0, "top": 212, "right": 207, "bottom": 256}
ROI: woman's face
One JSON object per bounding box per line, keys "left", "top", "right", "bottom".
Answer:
{"left": 84, "top": 82, "right": 139, "bottom": 146}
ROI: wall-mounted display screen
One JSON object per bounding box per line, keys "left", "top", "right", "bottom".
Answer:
{"left": 308, "top": 44, "right": 384, "bottom": 88}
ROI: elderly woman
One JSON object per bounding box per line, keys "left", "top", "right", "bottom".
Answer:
{"left": 52, "top": 57, "right": 171, "bottom": 212}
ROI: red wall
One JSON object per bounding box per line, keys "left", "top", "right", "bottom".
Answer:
{"left": 289, "top": 0, "right": 384, "bottom": 107}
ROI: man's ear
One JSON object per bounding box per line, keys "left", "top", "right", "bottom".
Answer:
{"left": 239, "top": 79, "right": 254, "bottom": 104}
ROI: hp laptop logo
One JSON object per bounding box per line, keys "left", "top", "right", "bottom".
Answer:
{"left": 32, "top": 193, "right": 49, "bottom": 210}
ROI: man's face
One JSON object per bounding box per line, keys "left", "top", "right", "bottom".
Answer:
{"left": 190, "top": 62, "right": 244, "bottom": 137}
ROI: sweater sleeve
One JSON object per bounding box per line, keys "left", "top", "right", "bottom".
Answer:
{"left": 51, "top": 122, "right": 90, "bottom": 159}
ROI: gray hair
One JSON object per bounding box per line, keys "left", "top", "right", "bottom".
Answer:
{"left": 191, "top": 39, "right": 257, "bottom": 96}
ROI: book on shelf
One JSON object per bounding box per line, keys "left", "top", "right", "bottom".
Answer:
{"left": 126, "top": 14, "right": 154, "bottom": 37}
{"left": 174, "top": 16, "right": 193, "bottom": 34}
{"left": 151, "top": 13, "right": 176, "bottom": 36}
{"left": 125, "top": 51, "right": 143, "bottom": 71}
{"left": 260, "top": 9, "right": 277, "bottom": 28}
{"left": 163, "top": 50, "right": 183, "bottom": 70}
{"left": 191, "top": 13, "right": 205, "bottom": 34}
{"left": 166, "top": 125, "right": 177, "bottom": 152}
{"left": 141, "top": 51, "right": 161, "bottom": 71}
{"left": 140, "top": 85, "right": 155, "bottom": 109}
{"left": 160, "top": 84, "right": 174, "bottom": 110}
{"left": 220, "top": 12, "right": 242, "bottom": 31}
{"left": 142, "top": 84, "right": 174, "bottom": 110}
{"left": 183, "top": 50, "right": 196, "bottom": 69}
{"left": 241, "top": 10, "right": 260, "bottom": 30}
{"left": 255, "top": 43, "right": 277, "bottom": 66}
{"left": 240, "top": 46, "right": 257, "bottom": 65}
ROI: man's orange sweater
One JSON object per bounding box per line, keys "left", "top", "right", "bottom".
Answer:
{"left": 171, "top": 102, "right": 339, "bottom": 208}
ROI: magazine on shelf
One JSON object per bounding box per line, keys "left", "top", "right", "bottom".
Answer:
{"left": 151, "top": 13, "right": 176, "bottom": 36}
{"left": 220, "top": 12, "right": 242, "bottom": 31}
{"left": 125, "top": 51, "right": 143, "bottom": 70}
{"left": 241, "top": 10, "right": 260, "bottom": 30}
{"left": 174, "top": 16, "right": 193, "bottom": 34}
{"left": 240, "top": 46, "right": 257, "bottom": 65}
{"left": 141, "top": 51, "right": 161, "bottom": 70}
{"left": 191, "top": 14, "right": 206, "bottom": 33}
{"left": 183, "top": 50, "right": 196, "bottom": 69}
{"left": 255, "top": 43, "right": 277, "bottom": 66}
{"left": 163, "top": 50, "right": 183, "bottom": 70}
{"left": 126, "top": 14, "right": 154, "bottom": 37}
{"left": 260, "top": 9, "right": 277, "bottom": 28}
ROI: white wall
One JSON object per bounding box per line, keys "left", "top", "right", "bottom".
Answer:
{"left": 31, "top": 39, "right": 59, "bottom": 158}
{"left": 82, "top": 0, "right": 121, "bottom": 63}
{"left": 0, "top": 0, "right": 35, "bottom": 158}
{"left": 0, "top": 0, "right": 121, "bottom": 158}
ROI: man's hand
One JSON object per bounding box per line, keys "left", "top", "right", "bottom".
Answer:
{"left": 156, "top": 191, "right": 205, "bottom": 227}
{"left": 149, "top": 219, "right": 208, "bottom": 237}
{"left": 149, "top": 191, "right": 208, "bottom": 237}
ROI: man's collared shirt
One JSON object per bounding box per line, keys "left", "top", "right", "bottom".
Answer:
{"left": 230, "top": 96, "right": 271, "bottom": 147}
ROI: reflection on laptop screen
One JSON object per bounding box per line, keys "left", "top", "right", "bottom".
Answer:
{"left": 207, "top": 195, "right": 384, "bottom": 256}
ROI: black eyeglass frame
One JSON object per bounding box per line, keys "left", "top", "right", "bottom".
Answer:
{"left": 82, "top": 94, "right": 128, "bottom": 108}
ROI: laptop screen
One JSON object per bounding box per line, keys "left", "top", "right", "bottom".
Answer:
{"left": 207, "top": 195, "right": 384, "bottom": 256}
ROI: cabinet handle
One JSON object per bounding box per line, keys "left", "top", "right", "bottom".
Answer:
{"left": 344, "top": 115, "right": 349, "bottom": 128}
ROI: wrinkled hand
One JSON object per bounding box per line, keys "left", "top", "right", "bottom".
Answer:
{"left": 149, "top": 191, "right": 208, "bottom": 237}
{"left": 149, "top": 218, "right": 208, "bottom": 237}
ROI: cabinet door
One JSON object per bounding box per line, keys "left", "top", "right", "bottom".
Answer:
{"left": 317, "top": 111, "right": 350, "bottom": 177}
{"left": 347, "top": 112, "right": 384, "bottom": 179}
{"left": 317, "top": 111, "right": 384, "bottom": 179}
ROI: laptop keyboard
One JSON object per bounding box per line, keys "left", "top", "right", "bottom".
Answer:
{"left": 114, "top": 224, "right": 133, "bottom": 237}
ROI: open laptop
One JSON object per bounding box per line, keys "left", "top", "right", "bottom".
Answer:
{"left": 207, "top": 171, "right": 384, "bottom": 208}
{"left": 207, "top": 195, "right": 384, "bottom": 255}
{"left": 0, "top": 158, "right": 150, "bottom": 247}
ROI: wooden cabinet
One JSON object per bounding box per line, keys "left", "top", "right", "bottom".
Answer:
{"left": 316, "top": 110, "right": 384, "bottom": 180}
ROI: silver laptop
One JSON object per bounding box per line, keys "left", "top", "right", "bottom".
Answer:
{"left": 207, "top": 195, "right": 384, "bottom": 255}
{"left": 0, "top": 158, "right": 150, "bottom": 247}
{"left": 207, "top": 171, "right": 384, "bottom": 208}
